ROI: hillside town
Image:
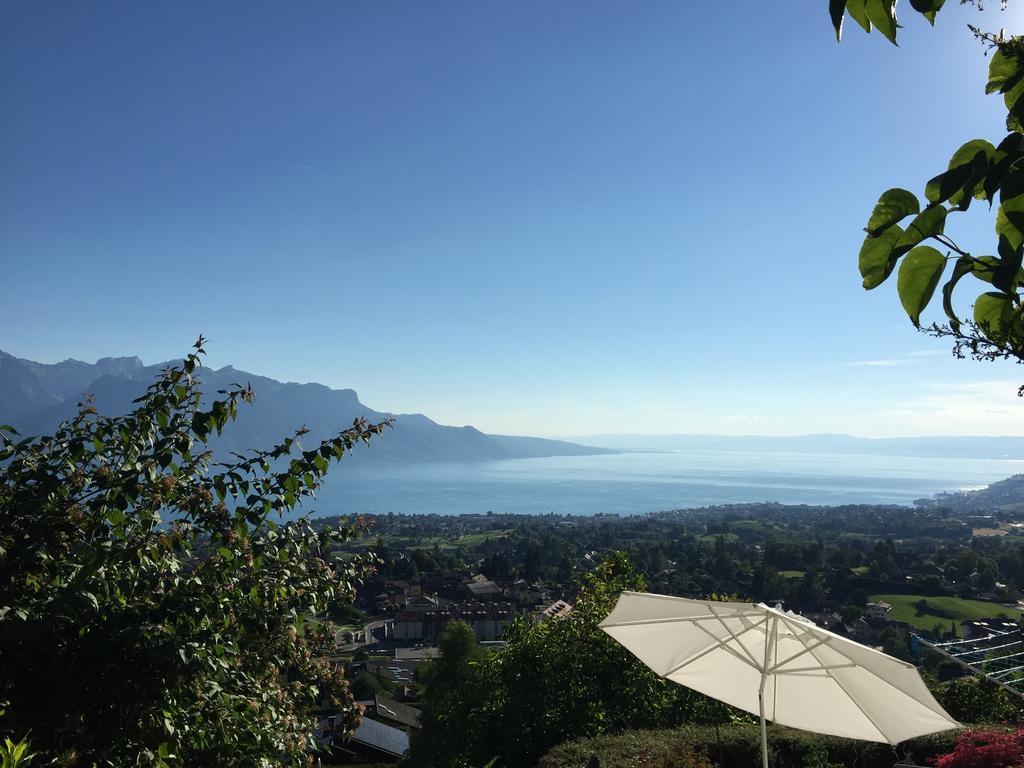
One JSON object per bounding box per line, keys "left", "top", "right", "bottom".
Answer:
{"left": 305, "top": 500, "right": 1024, "bottom": 764}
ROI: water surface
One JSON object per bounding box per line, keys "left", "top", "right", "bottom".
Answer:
{"left": 309, "top": 450, "right": 1024, "bottom": 517}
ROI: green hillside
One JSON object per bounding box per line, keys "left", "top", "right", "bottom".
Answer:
{"left": 870, "top": 593, "right": 1023, "bottom": 636}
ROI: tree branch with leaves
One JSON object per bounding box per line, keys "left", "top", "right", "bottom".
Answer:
{"left": 829, "top": 2, "right": 1024, "bottom": 371}
{"left": 0, "top": 338, "right": 391, "bottom": 767}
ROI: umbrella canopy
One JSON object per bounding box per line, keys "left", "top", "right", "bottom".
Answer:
{"left": 600, "top": 592, "right": 959, "bottom": 765}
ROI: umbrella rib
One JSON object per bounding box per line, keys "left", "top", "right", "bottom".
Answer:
{"left": 711, "top": 605, "right": 764, "bottom": 670}
{"left": 776, "top": 613, "right": 892, "bottom": 744}
{"left": 766, "top": 636, "right": 833, "bottom": 674}
{"left": 600, "top": 611, "right": 766, "bottom": 628}
{"left": 775, "top": 663, "right": 857, "bottom": 675}
{"left": 661, "top": 615, "right": 767, "bottom": 677}
{"left": 693, "top": 620, "right": 764, "bottom": 673}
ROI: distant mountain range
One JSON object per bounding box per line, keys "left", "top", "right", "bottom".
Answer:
{"left": 0, "top": 351, "right": 611, "bottom": 464}
{"left": 570, "top": 433, "right": 1024, "bottom": 460}
{"left": 6, "top": 350, "right": 1023, "bottom": 466}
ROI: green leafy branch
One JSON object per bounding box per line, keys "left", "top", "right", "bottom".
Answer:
{"left": 856, "top": 41, "right": 1024, "bottom": 357}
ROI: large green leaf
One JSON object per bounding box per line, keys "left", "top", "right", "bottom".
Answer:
{"left": 909, "top": 0, "right": 944, "bottom": 24}
{"left": 867, "top": 188, "right": 919, "bottom": 235}
{"left": 1005, "top": 77, "right": 1024, "bottom": 134}
{"left": 948, "top": 139, "right": 995, "bottom": 172}
{"left": 925, "top": 164, "right": 977, "bottom": 207}
{"left": 830, "top": 0, "right": 846, "bottom": 41}
{"left": 985, "top": 133, "right": 1024, "bottom": 202}
{"left": 1001, "top": 162, "right": 1024, "bottom": 203}
{"left": 865, "top": 0, "right": 897, "bottom": 44}
{"left": 970, "top": 255, "right": 1002, "bottom": 285}
{"left": 925, "top": 139, "right": 994, "bottom": 209}
{"left": 996, "top": 235, "right": 1024, "bottom": 294}
{"left": 988, "top": 46, "right": 1024, "bottom": 96}
{"left": 845, "top": 0, "right": 871, "bottom": 32}
{"left": 997, "top": 197, "right": 1024, "bottom": 252}
{"left": 897, "top": 246, "right": 946, "bottom": 326}
{"left": 894, "top": 204, "right": 946, "bottom": 256}
{"left": 859, "top": 224, "right": 905, "bottom": 289}
{"left": 974, "top": 291, "right": 1017, "bottom": 342}
{"left": 992, "top": 44, "right": 1024, "bottom": 131}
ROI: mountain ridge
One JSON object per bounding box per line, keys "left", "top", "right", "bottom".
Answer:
{"left": 0, "top": 350, "right": 611, "bottom": 464}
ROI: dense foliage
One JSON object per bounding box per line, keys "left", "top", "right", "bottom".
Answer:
{"left": 934, "top": 676, "right": 1024, "bottom": 724}
{"left": 0, "top": 340, "right": 389, "bottom": 767}
{"left": 347, "top": 502, "right": 1024, "bottom": 625}
{"left": 539, "top": 724, "right": 960, "bottom": 768}
{"left": 409, "top": 553, "right": 737, "bottom": 768}
{"left": 412, "top": 620, "right": 490, "bottom": 766}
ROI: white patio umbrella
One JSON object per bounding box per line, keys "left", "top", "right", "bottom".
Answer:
{"left": 599, "top": 592, "right": 959, "bottom": 768}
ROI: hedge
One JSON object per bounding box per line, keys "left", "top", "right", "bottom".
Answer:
{"left": 539, "top": 723, "right": 961, "bottom": 768}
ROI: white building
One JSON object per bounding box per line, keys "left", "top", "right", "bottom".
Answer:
{"left": 863, "top": 601, "right": 892, "bottom": 623}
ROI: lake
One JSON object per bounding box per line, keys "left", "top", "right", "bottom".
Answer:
{"left": 310, "top": 449, "right": 1024, "bottom": 517}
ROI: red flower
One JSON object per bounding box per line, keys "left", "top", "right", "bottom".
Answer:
{"left": 932, "top": 728, "right": 1024, "bottom": 768}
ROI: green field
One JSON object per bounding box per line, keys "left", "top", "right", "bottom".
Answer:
{"left": 376, "top": 528, "right": 513, "bottom": 551}
{"left": 870, "top": 593, "right": 1024, "bottom": 636}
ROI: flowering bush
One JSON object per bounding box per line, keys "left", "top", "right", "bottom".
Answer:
{"left": 931, "top": 728, "right": 1024, "bottom": 768}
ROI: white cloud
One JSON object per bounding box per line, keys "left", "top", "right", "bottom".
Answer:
{"left": 847, "top": 359, "right": 908, "bottom": 367}
{"left": 847, "top": 349, "right": 948, "bottom": 368}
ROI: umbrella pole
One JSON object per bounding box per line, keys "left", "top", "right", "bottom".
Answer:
{"left": 759, "top": 615, "right": 775, "bottom": 768}
{"left": 758, "top": 680, "right": 768, "bottom": 768}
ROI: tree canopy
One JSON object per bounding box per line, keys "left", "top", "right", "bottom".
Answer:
{"left": 0, "top": 339, "right": 389, "bottom": 766}
{"left": 410, "top": 553, "right": 738, "bottom": 768}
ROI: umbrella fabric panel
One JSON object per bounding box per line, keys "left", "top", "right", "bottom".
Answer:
{"left": 823, "top": 663, "right": 965, "bottom": 744}
{"left": 771, "top": 672, "right": 889, "bottom": 742}
{"left": 600, "top": 614, "right": 768, "bottom": 678}
{"left": 767, "top": 612, "right": 955, "bottom": 742}
{"left": 600, "top": 592, "right": 760, "bottom": 624}
{"left": 600, "top": 592, "right": 770, "bottom": 678}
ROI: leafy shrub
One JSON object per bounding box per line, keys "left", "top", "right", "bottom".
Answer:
{"left": 411, "top": 554, "right": 739, "bottom": 768}
{"left": 540, "top": 724, "right": 961, "bottom": 768}
{"left": 0, "top": 738, "right": 33, "bottom": 768}
{"left": 536, "top": 730, "right": 711, "bottom": 768}
{"left": 0, "top": 340, "right": 389, "bottom": 766}
{"left": 935, "top": 677, "right": 1024, "bottom": 725}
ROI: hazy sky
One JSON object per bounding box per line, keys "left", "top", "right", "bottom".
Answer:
{"left": 4, "top": 2, "right": 1024, "bottom": 438}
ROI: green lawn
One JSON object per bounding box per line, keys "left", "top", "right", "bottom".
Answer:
{"left": 870, "top": 593, "right": 1023, "bottom": 636}
{"left": 453, "top": 529, "right": 512, "bottom": 546}
{"left": 778, "top": 570, "right": 805, "bottom": 579}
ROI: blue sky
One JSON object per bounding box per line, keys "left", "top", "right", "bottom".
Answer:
{"left": 3, "top": 2, "right": 1024, "bottom": 438}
